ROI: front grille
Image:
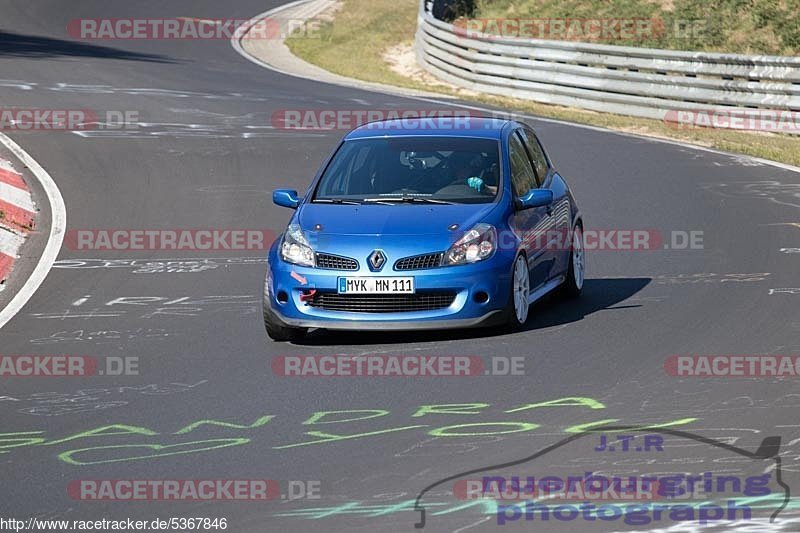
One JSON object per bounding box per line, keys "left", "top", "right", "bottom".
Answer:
{"left": 315, "top": 253, "right": 358, "bottom": 270}
{"left": 307, "top": 292, "right": 456, "bottom": 313}
{"left": 394, "top": 252, "right": 443, "bottom": 270}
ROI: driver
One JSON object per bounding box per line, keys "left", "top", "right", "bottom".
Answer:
{"left": 451, "top": 153, "right": 498, "bottom": 195}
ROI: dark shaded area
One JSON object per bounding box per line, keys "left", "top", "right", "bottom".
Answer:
{"left": 524, "top": 277, "right": 651, "bottom": 330}
{"left": 0, "top": 30, "right": 174, "bottom": 62}
{"left": 297, "top": 277, "right": 650, "bottom": 346}
{"left": 431, "top": 0, "right": 476, "bottom": 22}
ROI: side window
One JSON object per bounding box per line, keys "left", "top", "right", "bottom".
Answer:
{"left": 519, "top": 128, "right": 549, "bottom": 185}
{"left": 509, "top": 132, "right": 537, "bottom": 196}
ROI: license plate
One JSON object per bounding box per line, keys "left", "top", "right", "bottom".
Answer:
{"left": 337, "top": 277, "right": 415, "bottom": 294}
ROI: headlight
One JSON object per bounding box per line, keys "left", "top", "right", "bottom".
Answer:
{"left": 280, "top": 224, "right": 314, "bottom": 267}
{"left": 443, "top": 223, "right": 497, "bottom": 265}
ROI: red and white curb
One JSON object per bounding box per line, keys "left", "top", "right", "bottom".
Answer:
{"left": 0, "top": 229, "right": 25, "bottom": 284}
{"left": 0, "top": 132, "right": 66, "bottom": 330}
{"left": 0, "top": 158, "right": 35, "bottom": 290}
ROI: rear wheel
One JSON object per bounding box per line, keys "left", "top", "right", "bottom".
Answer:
{"left": 561, "top": 223, "right": 584, "bottom": 298}
{"left": 504, "top": 254, "right": 530, "bottom": 329}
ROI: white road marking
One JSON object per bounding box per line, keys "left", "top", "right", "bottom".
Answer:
{"left": 0, "top": 133, "right": 67, "bottom": 330}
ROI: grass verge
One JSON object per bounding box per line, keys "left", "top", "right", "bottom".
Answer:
{"left": 473, "top": 0, "right": 800, "bottom": 56}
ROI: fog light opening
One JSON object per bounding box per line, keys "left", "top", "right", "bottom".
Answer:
{"left": 277, "top": 290, "right": 289, "bottom": 304}
{"left": 474, "top": 291, "right": 489, "bottom": 304}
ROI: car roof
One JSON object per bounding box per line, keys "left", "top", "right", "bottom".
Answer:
{"left": 344, "top": 117, "right": 516, "bottom": 140}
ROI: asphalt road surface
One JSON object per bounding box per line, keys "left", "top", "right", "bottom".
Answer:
{"left": 1, "top": 1, "right": 799, "bottom": 532}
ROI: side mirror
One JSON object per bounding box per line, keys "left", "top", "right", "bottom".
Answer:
{"left": 518, "top": 189, "right": 553, "bottom": 209}
{"left": 273, "top": 189, "right": 300, "bottom": 209}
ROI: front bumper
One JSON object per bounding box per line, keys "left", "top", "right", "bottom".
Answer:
{"left": 264, "top": 248, "right": 513, "bottom": 331}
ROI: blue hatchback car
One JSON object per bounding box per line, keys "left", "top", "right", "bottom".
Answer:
{"left": 264, "top": 117, "right": 584, "bottom": 341}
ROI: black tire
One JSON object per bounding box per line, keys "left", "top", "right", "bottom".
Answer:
{"left": 560, "top": 223, "right": 584, "bottom": 298}
{"left": 263, "top": 309, "right": 306, "bottom": 342}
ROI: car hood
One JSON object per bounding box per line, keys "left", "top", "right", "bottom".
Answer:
{"left": 296, "top": 203, "right": 499, "bottom": 236}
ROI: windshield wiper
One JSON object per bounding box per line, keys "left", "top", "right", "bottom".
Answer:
{"left": 363, "top": 196, "right": 454, "bottom": 205}
{"left": 313, "top": 198, "right": 363, "bottom": 205}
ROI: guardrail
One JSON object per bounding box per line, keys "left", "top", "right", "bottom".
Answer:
{"left": 415, "top": 0, "right": 800, "bottom": 130}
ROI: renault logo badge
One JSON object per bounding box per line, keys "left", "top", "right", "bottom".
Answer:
{"left": 368, "top": 250, "right": 386, "bottom": 271}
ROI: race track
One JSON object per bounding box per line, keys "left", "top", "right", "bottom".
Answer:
{"left": 1, "top": 1, "right": 799, "bottom": 531}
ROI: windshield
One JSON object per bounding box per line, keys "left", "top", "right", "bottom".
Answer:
{"left": 313, "top": 137, "right": 501, "bottom": 204}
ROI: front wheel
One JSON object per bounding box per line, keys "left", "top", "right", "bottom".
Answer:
{"left": 264, "top": 310, "right": 307, "bottom": 342}
{"left": 560, "top": 223, "right": 584, "bottom": 298}
{"left": 504, "top": 254, "right": 531, "bottom": 329}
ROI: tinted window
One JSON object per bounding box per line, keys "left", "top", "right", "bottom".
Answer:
{"left": 519, "top": 128, "right": 549, "bottom": 184}
{"left": 315, "top": 137, "right": 501, "bottom": 204}
{"left": 521, "top": 129, "right": 548, "bottom": 185}
{"left": 509, "top": 133, "right": 537, "bottom": 196}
